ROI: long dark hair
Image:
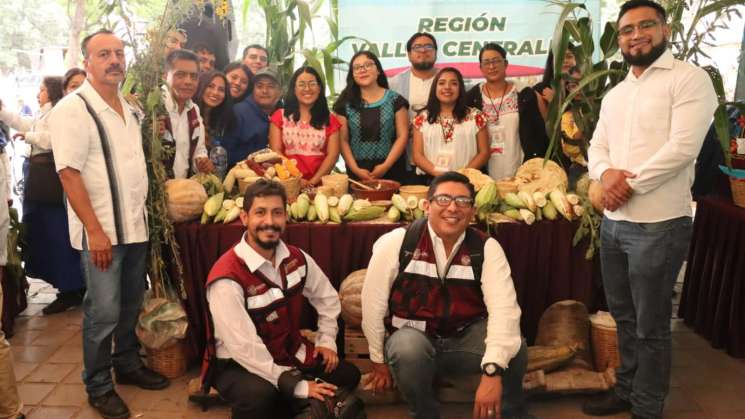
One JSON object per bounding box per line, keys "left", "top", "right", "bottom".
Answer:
{"left": 283, "top": 67, "right": 330, "bottom": 130}
{"left": 62, "top": 68, "right": 86, "bottom": 92}
{"left": 333, "top": 51, "right": 388, "bottom": 112}
{"left": 223, "top": 61, "right": 253, "bottom": 102}
{"left": 541, "top": 43, "right": 576, "bottom": 85}
{"left": 195, "top": 70, "right": 235, "bottom": 134}
{"left": 43, "top": 76, "right": 64, "bottom": 107}
{"left": 423, "top": 67, "right": 468, "bottom": 124}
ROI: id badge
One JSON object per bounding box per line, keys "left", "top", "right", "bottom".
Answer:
{"left": 435, "top": 150, "right": 454, "bottom": 172}
{"left": 489, "top": 124, "right": 505, "bottom": 155}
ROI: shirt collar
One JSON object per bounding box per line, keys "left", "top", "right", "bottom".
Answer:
{"left": 234, "top": 232, "right": 290, "bottom": 273}
{"left": 162, "top": 85, "right": 194, "bottom": 114}
{"left": 78, "top": 79, "right": 134, "bottom": 116}
{"left": 426, "top": 221, "right": 466, "bottom": 254}
{"left": 626, "top": 48, "right": 674, "bottom": 81}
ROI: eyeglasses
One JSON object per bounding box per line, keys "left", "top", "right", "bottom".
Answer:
{"left": 481, "top": 58, "right": 505, "bottom": 68}
{"left": 618, "top": 20, "right": 660, "bottom": 37}
{"left": 430, "top": 194, "right": 474, "bottom": 208}
{"left": 411, "top": 44, "right": 435, "bottom": 53}
{"left": 352, "top": 62, "right": 376, "bottom": 73}
{"left": 296, "top": 81, "right": 319, "bottom": 90}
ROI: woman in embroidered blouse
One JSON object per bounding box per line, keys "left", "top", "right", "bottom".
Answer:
{"left": 411, "top": 67, "right": 489, "bottom": 179}
{"left": 269, "top": 66, "right": 341, "bottom": 187}
{"left": 333, "top": 51, "right": 409, "bottom": 183}
{"left": 195, "top": 70, "right": 235, "bottom": 151}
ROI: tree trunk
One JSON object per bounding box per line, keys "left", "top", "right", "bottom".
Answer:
{"left": 66, "top": 0, "right": 86, "bottom": 68}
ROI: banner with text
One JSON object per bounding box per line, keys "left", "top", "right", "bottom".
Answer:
{"left": 338, "top": 0, "right": 601, "bottom": 78}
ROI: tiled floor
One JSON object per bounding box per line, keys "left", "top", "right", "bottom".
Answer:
{"left": 8, "top": 278, "right": 745, "bottom": 419}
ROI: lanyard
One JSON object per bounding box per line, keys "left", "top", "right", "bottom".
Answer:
{"left": 482, "top": 82, "right": 509, "bottom": 124}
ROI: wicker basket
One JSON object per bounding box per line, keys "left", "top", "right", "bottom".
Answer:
{"left": 280, "top": 176, "right": 302, "bottom": 202}
{"left": 146, "top": 340, "right": 187, "bottom": 378}
{"left": 590, "top": 312, "right": 620, "bottom": 372}
{"left": 730, "top": 177, "right": 745, "bottom": 208}
{"left": 238, "top": 177, "right": 259, "bottom": 195}
{"left": 399, "top": 185, "right": 428, "bottom": 202}
{"left": 321, "top": 174, "right": 349, "bottom": 197}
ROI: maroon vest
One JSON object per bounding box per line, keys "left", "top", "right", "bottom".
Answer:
{"left": 202, "top": 244, "right": 315, "bottom": 379}
{"left": 386, "top": 225, "right": 488, "bottom": 337}
{"left": 162, "top": 104, "right": 201, "bottom": 179}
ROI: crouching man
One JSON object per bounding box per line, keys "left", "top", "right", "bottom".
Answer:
{"left": 202, "top": 179, "right": 361, "bottom": 418}
{"left": 362, "top": 172, "right": 532, "bottom": 419}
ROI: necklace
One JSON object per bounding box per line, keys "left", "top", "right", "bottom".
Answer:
{"left": 483, "top": 82, "right": 509, "bottom": 125}
{"left": 437, "top": 114, "right": 455, "bottom": 143}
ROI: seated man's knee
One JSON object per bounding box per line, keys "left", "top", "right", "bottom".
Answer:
{"left": 385, "top": 327, "right": 434, "bottom": 364}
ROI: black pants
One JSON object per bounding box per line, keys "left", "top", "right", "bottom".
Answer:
{"left": 214, "top": 358, "right": 361, "bottom": 419}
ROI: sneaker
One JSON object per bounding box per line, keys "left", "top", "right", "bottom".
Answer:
{"left": 115, "top": 366, "right": 170, "bottom": 390}
{"left": 42, "top": 291, "right": 83, "bottom": 315}
{"left": 582, "top": 391, "right": 631, "bottom": 416}
{"left": 88, "top": 390, "right": 130, "bottom": 419}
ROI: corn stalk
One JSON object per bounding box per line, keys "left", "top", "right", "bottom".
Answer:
{"left": 119, "top": 0, "right": 196, "bottom": 300}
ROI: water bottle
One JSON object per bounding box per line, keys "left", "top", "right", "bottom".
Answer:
{"left": 210, "top": 140, "right": 228, "bottom": 180}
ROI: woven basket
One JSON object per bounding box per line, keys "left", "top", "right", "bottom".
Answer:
{"left": 280, "top": 176, "right": 302, "bottom": 202}
{"left": 146, "top": 340, "right": 187, "bottom": 378}
{"left": 238, "top": 177, "right": 259, "bottom": 195}
{"left": 321, "top": 174, "right": 349, "bottom": 197}
{"left": 399, "top": 185, "right": 428, "bottom": 202}
{"left": 590, "top": 317, "right": 620, "bottom": 372}
{"left": 730, "top": 177, "right": 745, "bottom": 208}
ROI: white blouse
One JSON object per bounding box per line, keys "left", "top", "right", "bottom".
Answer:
{"left": 413, "top": 107, "right": 487, "bottom": 175}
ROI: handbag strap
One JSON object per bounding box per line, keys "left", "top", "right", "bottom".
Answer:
{"left": 76, "top": 93, "right": 125, "bottom": 244}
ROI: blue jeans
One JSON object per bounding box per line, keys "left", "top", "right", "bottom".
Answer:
{"left": 385, "top": 319, "right": 528, "bottom": 419}
{"left": 600, "top": 216, "right": 692, "bottom": 418}
{"left": 80, "top": 242, "right": 148, "bottom": 397}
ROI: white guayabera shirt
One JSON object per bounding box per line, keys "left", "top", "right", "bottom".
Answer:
{"left": 588, "top": 49, "right": 718, "bottom": 223}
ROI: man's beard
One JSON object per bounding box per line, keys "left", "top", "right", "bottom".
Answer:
{"left": 622, "top": 39, "right": 668, "bottom": 67}
{"left": 412, "top": 60, "right": 435, "bottom": 71}
{"left": 250, "top": 225, "right": 282, "bottom": 250}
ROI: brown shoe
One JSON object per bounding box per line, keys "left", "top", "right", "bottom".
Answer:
{"left": 89, "top": 390, "right": 130, "bottom": 419}
{"left": 582, "top": 391, "right": 631, "bottom": 416}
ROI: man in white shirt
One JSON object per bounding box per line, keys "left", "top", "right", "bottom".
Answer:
{"left": 203, "top": 179, "right": 361, "bottom": 418}
{"left": 585, "top": 2, "right": 717, "bottom": 419}
{"left": 49, "top": 29, "right": 169, "bottom": 419}
{"left": 362, "top": 172, "right": 530, "bottom": 419}
{"left": 161, "top": 49, "right": 211, "bottom": 179}
{"left": 389, "top": 33, "right": 438, "bottom": 183}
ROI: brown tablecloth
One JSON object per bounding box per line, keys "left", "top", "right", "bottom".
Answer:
{"left": 175, "top": 220, "right": 602, "bottom": 359}
{"left": 678, "top": 197, "right": 745, "bottom": 357}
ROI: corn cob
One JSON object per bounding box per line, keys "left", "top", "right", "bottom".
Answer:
{"left": 223, "top": 206, "right": 241, "bottom": 224}
{"left": 518, "top": 191, "right": 537, "bottom": 212}
{"left": 274, "top": 163, "right": 290, "bottom": 180}
{"left": 573, "top": 204, "right": 585, "bottom": 217}
{"left": 235, "top": 197, "right": 244, "bottom": 209}
{"left": 253, "top": 150, "right": 282, "bottom": 163}
{"left": 503, "top": 209, "right": 522, "bottom": 221}
{"left": 533, "top": 192, "right": 548, "bottom": 208}
{"left": 232, "top": 168, "right": 255, "bottom": 179}
{"left": 344, "top": 205, "right": 386, "bottom": 222}
{"left": 264, "top": 166, "right": 276, "bottom": 179}
{"left": 406, "top": 196, "right": 419, "bottom": 209}
{"left": 337, "top": 194, "right": 354, "bottom": 216}
{"left": 503, "top": 192, "right": 526, "bottom": 209}
{"left": 329, "top": 207, "right": 342, "bottom": 224}
{"left": 542, "top": 201, "right": 558, "bottom": 220}
{"left": 213, "top": 207, "right": 228, "bottom": 223}
{"left": 535, "top": 205, "right": 543, "bottom": 221}
{"left": 314, "top": 193, "right": 329, "bottom": 223}
{"left": 290, "top": 202, "right": 299, "bottom": 220}
{"left": 352, "top": 199, "right": 371, "bottom": 211}
{"left": 203, "top": 192, "right": 224, "bottom": 217}
{"left": 200, "top": 211, "right": 210, "bottom": 224}
{"left": 566, "top": 193, "right": 581, "bottom": 206}
{"left": 475, "top": 182, "right": 497, "bottom": 209}
{"left": 418, "top": 199, "right": 427, "bottom": 211}
{"left": 222, "top": 199, "right": 235, "bottom": 211}
{"left": 387, "top": 207, "right": 401, "bottom": 222}
{"left": 327, "top": 196, "right": 339, "bottom": 207}
{"left": 391, "top": 194, "right": 408, "bottom": 213}
{"left": 519, "top": 209, "right": 536, "bottom": 225}
{"left": 549, "top": 189, "right": 573, "bottom": 220}
{"left": 283, "top": 159, "right": 302, "bottom": 178}
{"left": 222, "top": 168, "right": 237, "bottom": 192}
{"left": 296, "top": 196, "right": 310, "bottom": 219}
{"left": 307, "top": 205, "right": 317, "bottom": 222}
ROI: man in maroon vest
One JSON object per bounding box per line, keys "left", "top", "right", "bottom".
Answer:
{"left": 362, "top": 172, "right": 531, "bottom": 419}
{"left": 161, "top": 49, "right": 212, "bottom": 179}
{"left": 204, "top": 179, "right": 361, "bottom": 418}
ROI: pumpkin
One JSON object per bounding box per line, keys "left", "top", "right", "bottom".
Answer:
{"left": 165, "top": 179, "right": 208, "bottom": 223}
{"left": 587, "top": 180, "right": 604, "bottom": 213}
{"left": 339, "top": 269, "right": 366, "bottom": 327}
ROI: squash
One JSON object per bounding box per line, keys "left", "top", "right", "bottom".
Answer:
{"left": 339, "top": 269, "right": 366, "bottom": 327}
{"left": 587, "top": 180, "right": 604, "bottom": 213}
{"left": 165, "top": 179, "right": 208, "bottom": 223}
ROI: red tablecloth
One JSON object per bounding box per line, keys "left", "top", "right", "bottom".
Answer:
{"left": 678, "top": 197, "right": 745, "bottom": 357}
{"left": 175, "top": 220, "right": 602, "bottom": 359}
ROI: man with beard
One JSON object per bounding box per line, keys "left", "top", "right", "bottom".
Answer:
{"left": 585, "top": 1, "right": 717, "bottom": 418}
{"left": 161, "top": 49, "right": 212, "bottom": 179}
{"left": 203, "top": 179, "right": 361, "bottom": 418}
{"left": 389, "top": 32, "right": 438, "bottom": 183}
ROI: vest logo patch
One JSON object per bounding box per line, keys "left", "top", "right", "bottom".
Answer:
{"left": 266, "top": 311, "right": 279, "bottom": 322}
{"left": 461, "top": 255, "right": 471, "bottom": 266}
{"left": 285, "top": 258, "right": 299, "bottom": 272}
{"left": 247, "top": 283, "right": 268, "bottom": 296}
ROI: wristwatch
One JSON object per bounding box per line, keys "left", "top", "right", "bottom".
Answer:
{"left": 482, "top": 363, "right": 505, "bottom": 377}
